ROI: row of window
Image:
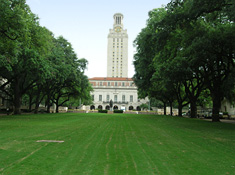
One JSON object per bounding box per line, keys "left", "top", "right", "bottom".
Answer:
{"left": 113, "top": 38, "right": 123, "bottom": 42}
{"left": 113, "top": 43, "right": 123, "bottom": 45}
{"left": 96, "top": 82, "right": 134, "bottom": 86}
{"left": 92, "top": 95, "right": 134, "bottom": 102}
{"left": 113, "top": 46, "right": 123, "bottom": 48}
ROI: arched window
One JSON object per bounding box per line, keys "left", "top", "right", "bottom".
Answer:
{"left": 136, "top": 106, "right": 141, "bottom": 111}
{"left": 129, "top": 106, "right": 134, "bottom": 110}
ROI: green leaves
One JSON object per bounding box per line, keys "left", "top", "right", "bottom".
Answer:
{"left": 133, "top": 0, "right": 235, "bottom": 119}
{"left": 0, "top": 0, "right": 92, "bottom": 114}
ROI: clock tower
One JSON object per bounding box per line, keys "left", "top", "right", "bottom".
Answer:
{"left": 107, "top": 13, "right": 128, "bottom": 77}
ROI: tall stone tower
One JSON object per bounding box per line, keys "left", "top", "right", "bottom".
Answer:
{"left": 107, "top": 13, "right": 128, "bottom": 77}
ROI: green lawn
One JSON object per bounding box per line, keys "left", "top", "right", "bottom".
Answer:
{"left": 0, "top": 113, "right": 234, "bottom": 175}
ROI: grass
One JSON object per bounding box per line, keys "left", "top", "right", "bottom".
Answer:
{"left": 0, "top": 113, "right": 234, "bottom": 175}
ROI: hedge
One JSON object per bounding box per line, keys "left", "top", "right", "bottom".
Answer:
{"left": 98, "top": 109, "right": 108, "bottom": 113}
{"left": 114, "top": 110, "right": 123, "bottom": 113}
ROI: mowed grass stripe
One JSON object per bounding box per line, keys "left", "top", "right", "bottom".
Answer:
{"left": 0, "top": 113, "right": 234, "bottom": 175}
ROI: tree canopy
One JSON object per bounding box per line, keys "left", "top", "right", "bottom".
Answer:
{"left": 0, "top": 0, "right": 92, "bottom": 114}
{"left": 133, "top": 0, "right": 235, "bottom": 121}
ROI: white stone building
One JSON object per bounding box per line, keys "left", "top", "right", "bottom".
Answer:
{"left": 88, "top": 13, "right": 148, "bottom": 111}
{"left": 107, "top": 13, "right": 128, "bottom": 78}
{"left": 89, "top": 77, "right": 148, "bottom": 111}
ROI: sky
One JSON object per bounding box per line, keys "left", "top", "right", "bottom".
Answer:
{"left": 26, "top": 0, "right": 171, "bottom": 78}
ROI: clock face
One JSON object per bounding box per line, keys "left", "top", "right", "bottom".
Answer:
{"left": 115, "top": 27, "right": 121, "bottom": 33}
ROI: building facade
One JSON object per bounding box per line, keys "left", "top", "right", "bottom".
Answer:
{"left": 89, "top": 13, "right": 148, "bottom": 111}
{"left": 89, "top": 77, "right": 147, "bottom": 111}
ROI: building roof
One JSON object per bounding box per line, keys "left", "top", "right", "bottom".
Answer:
{"left": 89, "top": 77, "right": 133, "bottom": 81}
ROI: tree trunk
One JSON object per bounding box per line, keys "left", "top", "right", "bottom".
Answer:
{"left": 178, "top": 103, "right": 182, "bottom": 116}
{"left": 170, "top": 101, "right": 173, "bottom": 116}
{"left": 14, "top": 95, "right": 22, "bottom": 115}
{"left": 163, "top": 102, "right": 166, "bottom": 115}
{"left": 34, "top": 91, "right": 40, "bottom": 114}
{"left": 28, "top": 95, "right": 32, "bottom": 112}
{"left": 13, "top": 79, "right": 22, "bottom": 115}
{"left": 56, "top": 103, "right": 59, "bottom": 113}
{"left": 46, "top": 96, "right": 51, "bottom": 113}
{"left": 46, "top": 104, "right": 51, "bottom": 113}
{"left": 190, "top": 100, "right": 197, "bottom": 118}
{"left": 212, "top": 95, "right": 221, "bottom": 122}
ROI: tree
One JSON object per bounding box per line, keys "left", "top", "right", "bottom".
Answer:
{"left": 134, "top": 0, "right": 235, "bottom": 122}
{"left": 0, "top": 0, "right": 53, "bottom": 114}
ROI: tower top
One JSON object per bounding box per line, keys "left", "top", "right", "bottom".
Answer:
{"left": 113, "top": 13, "right": 124, "bottom": 28}
{"left": 113, "top": 13, "right": 124, "bottom": 19}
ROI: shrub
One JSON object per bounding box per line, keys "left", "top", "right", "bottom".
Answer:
{"left": 223, "top": 112, "right": 228, "bottom": 115}
{"left": 114, "top": 110, "right": 123, "bottom": 113}
{"left": 98, "top": 109, "right": 108, "bottom": 113}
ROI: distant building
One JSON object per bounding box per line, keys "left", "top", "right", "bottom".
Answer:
{"left": 88, "top": 13, "right": 148, "bottom": 110}
{"left": 221, "top": 98, "right": 235, "bottom": 115}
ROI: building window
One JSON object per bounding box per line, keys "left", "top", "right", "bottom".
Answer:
{"left": 122, "top": 95, "right": 125, "bottom": 102}
{"left": 99, "top": 95, "right": 102, "bottom": 101}
{"left": 107, "top": 95, "right": 110, "bottom": 101}
{"left": 92, "top": 95, "right": 94, "bottom": 101}
{"left": 130, "top": 95, "right": 133, "bottom": 102}
{"left": 108, "top": 82, "right": 110, "bottom": 86}
{"left": 115, "top": 82, "right": 118, "bottom": 86}
{"left": 100, "top": 82, "right": 102, "bottom": 86}
{"left": 122, "top": 82, "right": 125, "bottom": 86}
{"left": 114, "top": 95, "right": 117, "bottom": 102}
